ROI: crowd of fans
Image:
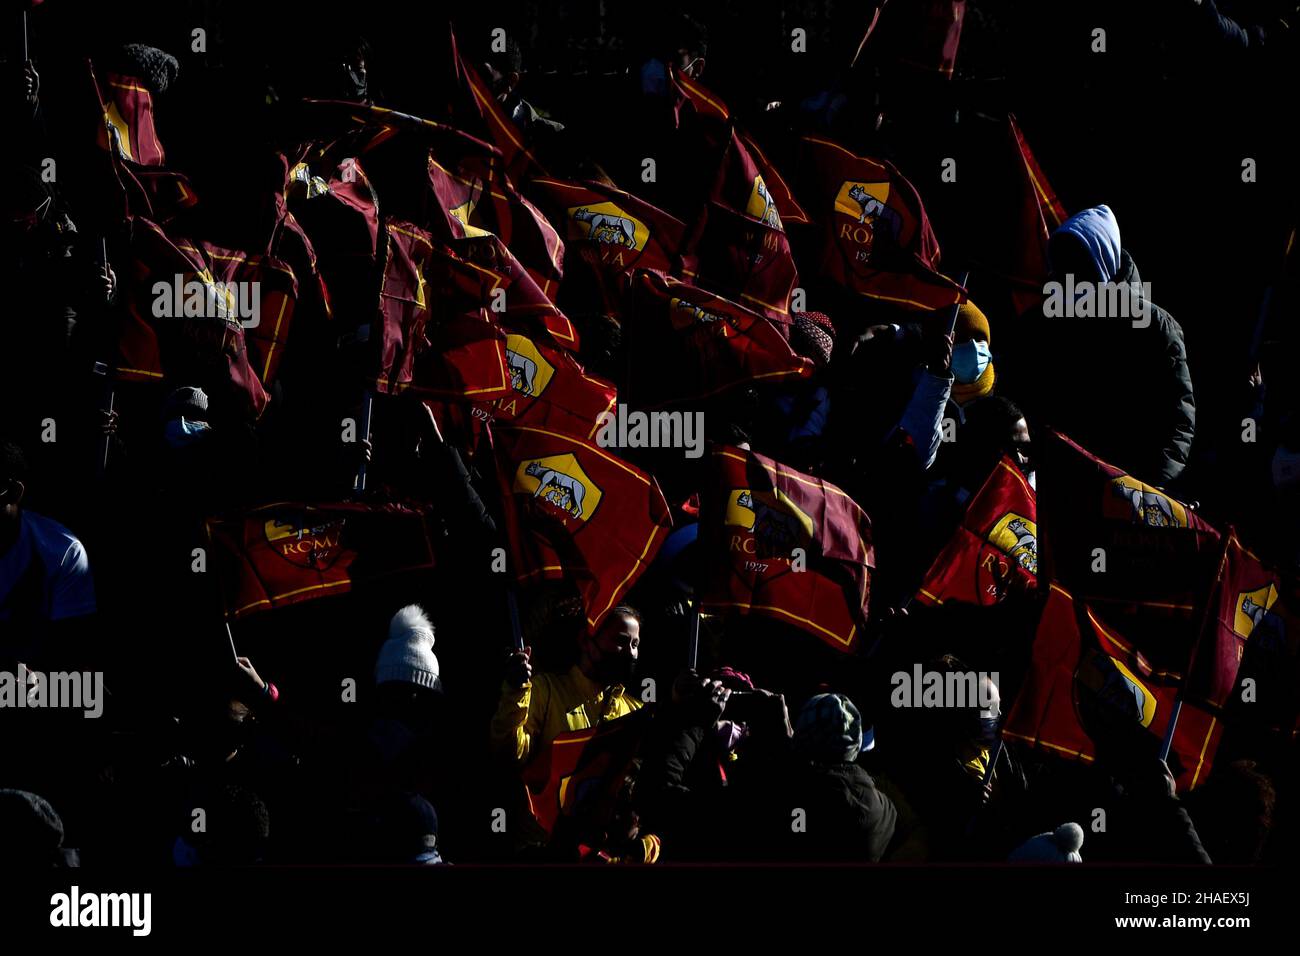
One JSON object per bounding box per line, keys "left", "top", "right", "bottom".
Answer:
{"left": 1, "top": 2, "right": 1297, "bottom": 867}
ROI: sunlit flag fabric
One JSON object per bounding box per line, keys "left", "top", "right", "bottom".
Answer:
{"left": 699, "top": 445, "right": 874, "bottom": 652}
{"left": 118, "top": 217, "right": 299, "bottom": 419}
{"left": 280, "top": 147, "right": 381, "bottom": 327}
{"left": 440, "top": 233, "right": 580, "bottom": 352}
{"left": 435, "top": 22, "right": 544, "bottom": 183}
{"left": 88, "top": 60, "right": 197, "bottom": 223}
{"left": 916, "top": 455, "right": 1037, "bottom": 607}
{"left": 471, "top": 332, "right": 615, "bottom": 442}
{"left": 1038, "top": 430, "right": 1222, "bottom": 681}
{"left": 531, "top": 178, "right": 697, "bottom": 310}
{"left": 625, "top": 271, "right": 812, "bottom": 409}
{"left": 374, "top": 219, "right": 511, "bottom": 400}
{"left": 522, "top": 709, "right": 654, "bottom": 837}
{"left": 494, "top": 424, "right": 672, "bottom": 632}
{"left": 668, "top": 68, "right": 806, "bottom": 328}
{"left": 1187, "top": 530, "right": 1300, "bottom": 736}
{"left": 1003, "top": 583, "right": 1223, "bottom": 792}
{"left": 799, "top": 136, "right": 965, "bottom": 311}
{"left": 1005, "top": 114, "right": 1067, "bottom": 315}
{"left": 427, "top": 142, "right": 564, "bottom": 301}
{"left": 668, "top": 66, "right": 807, "bottom": 225}
{"left": 206, "top": 502, "right": 436, "bottom": 620}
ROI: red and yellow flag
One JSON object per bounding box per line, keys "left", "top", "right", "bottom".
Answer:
{"left": 699, "top": 445, "right": 874, "bottom": 652}
{"left": 1187, "top": 531, "right": 1300, "bottom": 737}
{"left": 799, "top": 135, "right": 965, "bottom": 311}
{"left": 1038, "top": 431, "right": 1222, "bottom": 680}
{"left": 206, "top": 502, "right": 436, "bottom": 620}
{"left": 1006, "top": 114, "right": 1067, "bottom": 315}
{"left": 916, "top": 455, "right": 1037, "bottom": 607}
{"left": 119, "top": 218, "right": 298, "bottom": 420}
{"left": 375, "top": 220, "right": 511, "bottom": 400}
{"left": 473, "top": 332, "right": 616, "bottom": 442}
{"left": 625, "top": 271, "right": 812, "bottom": 409}
{"left": 522, "top": 709, "right": 653, "bottom": 838}
{"left": 1003, "top": 583, "right": 1223, "bottom": 792}
{"left": 495, "top": 425, "right": 673, "bottom": 632}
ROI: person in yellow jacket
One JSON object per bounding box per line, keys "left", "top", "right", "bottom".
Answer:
{"left": 490, "top": 605, "right": 644, "bottom": 766}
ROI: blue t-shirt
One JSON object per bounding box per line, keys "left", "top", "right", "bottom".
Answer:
{"left": 0, "top": 510, "right": 97, "bottom": 623}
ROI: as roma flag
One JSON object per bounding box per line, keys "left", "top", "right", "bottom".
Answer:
{"left": 118, "top": 218, "right": 298, "bottom": 420}
{"left": 428, "top": 144, "right": 564, "bottom": 301}
{"left": 800, "top": 136, "right": 965, "bottom": 312}
{"left": 441, "top": 234, "right": 580, "bottom": 352}
{"left": 375, "top": 219, "right": 511, "bottom": 400}
{"left": 435, "top": 23, "right": 544, "bottom": 183}
{"left": 625, "top": 271, "right": 812, "bottom": 409}
{"left": 522, "top": 709, "right": 653, "bottom": 837}
{"left": 494, "top": 425, "right": 672, "bottom": 632}
{"left": 669, "top": 66, "right": 808, "bottom": 225}
{"left": 474, "top": 332, "right": 616, "bottom": 442}
{"left": 531, "top": 178, "right": 697, "bottom": 297}
{"left": 1038, "top": 431, "right": 1222, "bottom": 679}
{"left": 699, "top": 445, "right": 874, "bottom": 653}
{"left": 1006, "top": 114, "right": 1067, "bottom": 315}
{"left": 683, "top": 199, "right": 800, "bottom": 333}
{"left": 916, "top": 455, "right": 1037, "bottom": 607}
{"left": 1187, "top": 531, "right": 1300, "bottom": 735}
{"left": 1003, "top": 583, "right": 1223, "bottom": 792}
{"left": 206, "top": 502, "right": 436, "bottom": 620}
{"left": 88, "top": 61, "right": 197, "bottom": 223}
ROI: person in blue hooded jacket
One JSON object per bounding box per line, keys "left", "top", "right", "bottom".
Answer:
{"left": 1006, "top": 205, "right": 1195, "bottom": 487}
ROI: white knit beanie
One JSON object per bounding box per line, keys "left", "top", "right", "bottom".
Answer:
{"left": 1008, "top": 822, "right": 1085, "bottom": 863}
{"left": 374, "top": 605, "right": 442, "bottom": 691}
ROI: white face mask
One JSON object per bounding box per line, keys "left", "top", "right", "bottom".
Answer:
{"left": 952, "top": 340, "right": 991, "bottom": 383}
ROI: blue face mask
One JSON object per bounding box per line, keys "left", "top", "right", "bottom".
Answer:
{"left": 952, "top": 340, "right": 991, "bottom": 384}
{"left": 164, "top": 416, "right": 212, "bottom": 449}
{"left": 975, "top": 716, "right": 1001, "bottom": 747}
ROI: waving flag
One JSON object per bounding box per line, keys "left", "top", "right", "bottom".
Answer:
{"left": 916, "top": 455, "right": 1037, "bottom": 607}
{"left": 474, "top": 332, "right": 616, "bottom": 441}
{"left": 1005, "top": 114, "right": 1067, "bottom": 315}
{"left": 800, "top": 136, "right": 964, "bottom": 311}
{"left": 1039, "top": 431, "right": 1222, "bottom": 680}
{"left": 118, "top": 218, "right": 299, "bottom": 419}
{"left": 531, "top": 178, "right": 696, "bottom": 306}
{"left": 522, "top": 709, "right": 654, "bottom": 837}
{"left": 495, "top": 425, "right": 672, "bottom": 632}
{"left": 375, "top": 219, "right": 511, "bottom": 399}
{"left": 1003, "top": 583, "right": 1222, "bottom": 792}
{"left": 1188, "top": 531, "right": 1300, "bottom": 737}
{"left": 427, "top": 135, "right": 564, "bottom": 299}
{"left": 206, "top": 502, "right": 435, "bottom": 620}
{"left": 625, "top": 271, "right": 812, "bottom": 408}
{"left": 436, "top": 23, "right": 544, "bottom": 183}
{"left": 670, "top": 67, "right": 808, "bottom": 225}
{"left": 699, "top": 445, "right": 874, "bottom": 652}
{"left": 88, "top": 60, "right": 197, "bottom": 223}
{"left": 441, "top": 234, "right": 580, "bottom": 351}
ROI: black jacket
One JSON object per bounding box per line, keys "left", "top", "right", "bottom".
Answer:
{"left": 1007, "top": 249, "right": 1195, "bottom": 486}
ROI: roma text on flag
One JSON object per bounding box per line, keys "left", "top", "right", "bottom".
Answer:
{"left": 699, "top": 445, "right": 874, "bottom": 652}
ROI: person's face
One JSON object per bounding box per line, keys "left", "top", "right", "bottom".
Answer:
{"left": 596, "top": 614, "right": 640, "bottom": 661}
{"left": 584, "top": 613, "right": 640, "bottom": 685}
